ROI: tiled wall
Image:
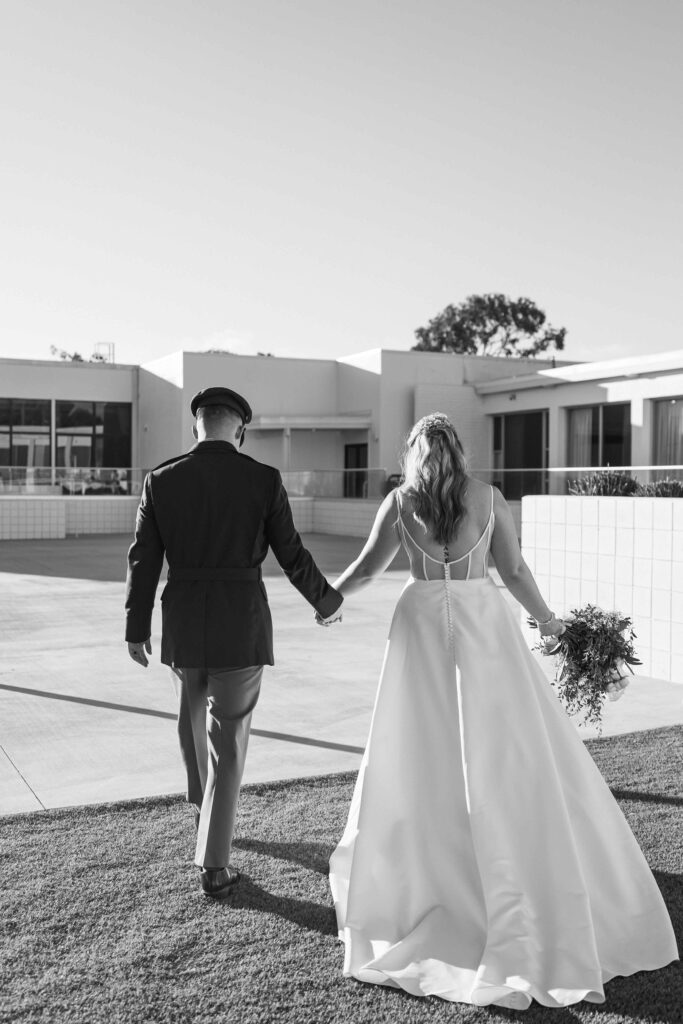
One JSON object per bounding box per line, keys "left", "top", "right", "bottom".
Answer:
{"left": 0, "top": 497, "right": 139, "bottom": 539}
{"left": 0, "top": 497, "right": 66, "bottom": 539}
{"left": 64, "top": 498, "right": 139, "bottom": 535}
{"left": 290, "top": 498, "right": 314, "bottom": 533}
{"left": 521, "top": 496, "right": 683, "bottom": 683}
{"left": 312, "top": 499, "right": 381, "bottom": 537}
{"left": 0, "top": 495, "right": 375, "bottom": 541}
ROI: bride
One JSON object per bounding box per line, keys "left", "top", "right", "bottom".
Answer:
{"left": 326, "top": 413, "right": 677, "bottom": 1010}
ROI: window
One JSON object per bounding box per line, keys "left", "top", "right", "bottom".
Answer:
{"left": 653, "top": 398, "right": 683, "bottom": 467}
{"left": 492, "top": 411, "right": 548, "bottom": 500}
{"left": 567, "top": 403, "right": 630, "bottom": 467}
{"left": 56, "top": 401, "right": 131, "bottom": 468}
{"left": 344, "top": 443, "right": 368, "bottom": 498}
{"left": 0, "top": 399, "right": 51, "bottom": 468}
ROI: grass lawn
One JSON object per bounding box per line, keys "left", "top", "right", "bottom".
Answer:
{"left": 1, "top": 726, "right": 681, "bottom": 1024}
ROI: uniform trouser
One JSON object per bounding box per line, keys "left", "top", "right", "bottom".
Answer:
{"left": 170, "top": 665, "right": 263, "bottom": 870}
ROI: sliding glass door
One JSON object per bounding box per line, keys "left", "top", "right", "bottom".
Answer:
{"left": 492, "top": 410, "right": 548, "bottom": 500}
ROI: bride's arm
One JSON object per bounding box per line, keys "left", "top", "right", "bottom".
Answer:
{"left": 332, "top": 490, "right": 401, "bottom": 599}
{"left": 490, "top": 488, "right": 564, "bottom": 635}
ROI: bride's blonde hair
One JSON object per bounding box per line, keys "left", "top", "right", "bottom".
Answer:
{"left": 401, "top": 413, "right": 468, "bottom": 545}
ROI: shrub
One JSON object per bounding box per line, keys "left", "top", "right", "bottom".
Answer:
{"left": 567, "top": 470, "right": 639, "bottom": 496}
{"left": 566, "top": 470, "right": 683, "bottom": 497}
{"left": 637, "top": 477, "right": 683, "bottom": 498}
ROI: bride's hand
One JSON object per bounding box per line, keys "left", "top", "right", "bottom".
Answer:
{"left": 538, "top": 614, "right": 566, "bottom": 638}
{"left": 315, "top": 611, "right": 343, "bottom": 627}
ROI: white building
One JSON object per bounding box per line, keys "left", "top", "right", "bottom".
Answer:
{"left": 1, "top": 347, "right": 682, "bottom": 499}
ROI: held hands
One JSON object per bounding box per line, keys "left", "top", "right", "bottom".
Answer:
{"left": 315, "top": 610, "right": 343, "bottom": 627}
{"left": 127, "top": 638, "right": 152, "bottom": 667}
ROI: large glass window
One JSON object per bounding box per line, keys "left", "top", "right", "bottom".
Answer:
{"left": 492, "top": 410, "right": 549, "bottom": 500}
{"left": 567, "top": 403, "right": 630, "bottom": 467}
{"left": 0, "top": 399, "right": 51, "bottom": 468}
{"left": 56, "top": 401, "right": 131, "bottom": 468}
{"left": 653, "top": 397, "right": 683, "bottom": 466}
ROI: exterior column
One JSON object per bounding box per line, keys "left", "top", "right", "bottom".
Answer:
{"left": 282, "top": 427, "right": 291, "bottom": 472}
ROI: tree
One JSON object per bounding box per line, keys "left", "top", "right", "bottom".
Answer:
{"left": 49, "top": 345, "right": 107, "bottom": 362}
{"left": 412, "top": 293, "right": 566, "bottom": 358}
{"left": 50, "top": 345, "right": 84, "bottom": 362}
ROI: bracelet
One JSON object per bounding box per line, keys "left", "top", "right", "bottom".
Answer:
{"left": 536, "top": 612, "right": 555, "bottom": 625}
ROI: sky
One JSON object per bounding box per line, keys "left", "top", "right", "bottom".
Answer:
{"left": 0, "top": 0, "right": 681, "bottom": 367}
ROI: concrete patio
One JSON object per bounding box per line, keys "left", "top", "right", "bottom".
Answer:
{"left": 1, "top": 534, "right": 681, "bottom": 816}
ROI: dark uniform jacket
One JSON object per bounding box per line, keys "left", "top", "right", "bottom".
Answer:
{"left": 125, "top": 440, "right": 343, "bottom": 668}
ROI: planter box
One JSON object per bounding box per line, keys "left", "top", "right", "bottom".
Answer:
{"left": 521, "top": 496, "right": 683, "bottom": 683}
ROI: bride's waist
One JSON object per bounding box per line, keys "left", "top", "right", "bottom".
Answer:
{"left": 406, "top": 574, "right": 493, "bottom": 586}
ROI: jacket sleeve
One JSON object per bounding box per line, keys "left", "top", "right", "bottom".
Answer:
{"left": 125, "top": 474, "right": 165, "bottom": 642}
{"left": 264, "top": 471, "right": 343, "bottom": 619}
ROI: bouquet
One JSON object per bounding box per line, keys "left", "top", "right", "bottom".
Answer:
{"left": 528, "top": 604, "right": 641, "bottom": 732}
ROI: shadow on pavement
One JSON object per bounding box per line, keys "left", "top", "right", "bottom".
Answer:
{"left": 0, "top": 534, "right": 410, "bottom": 582}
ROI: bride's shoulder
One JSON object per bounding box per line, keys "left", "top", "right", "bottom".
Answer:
{"left": 463, "top": 475, "right": 493, "bottom": 504}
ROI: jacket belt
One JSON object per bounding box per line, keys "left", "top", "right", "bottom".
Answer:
{"left": 168, "top": 567, "right": 262, "bottom": 581}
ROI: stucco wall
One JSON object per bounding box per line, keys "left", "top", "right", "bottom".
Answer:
{"left": 336, "top": 361, "right": 380, "bottom": 466}
{"left": 138, "top": 366, "right": 184, "bottom": 468}
{"left": 414, "top": 383, "right": 489, "bottom": 469}
{"left": 377, "top": 350, "right": 561, "bottom": 474}
{"left": 0, "top": 358, "right": 137, "bottom": 402}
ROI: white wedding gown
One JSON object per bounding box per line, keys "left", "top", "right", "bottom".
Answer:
{"left": 329, "top": 488, "right": 678, "bottom": 1009}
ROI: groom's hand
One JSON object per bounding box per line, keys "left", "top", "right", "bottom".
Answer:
{"left": 315, "top": 610, "right": 343, "bottom": 627}
{"left": 128, "top": 638, "right": 152, "bottom": 667}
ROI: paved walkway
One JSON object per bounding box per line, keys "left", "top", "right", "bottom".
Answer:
{"left": 1, "top": 534, "right": 681, "bottom": 815}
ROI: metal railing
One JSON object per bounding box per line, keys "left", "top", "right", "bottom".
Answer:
{"left": 0, "top": 467, "right": 144, "bottom": 496}
{"left": 1, "top": 465, "right": 681, "bottom": 500}
{"left": 472, "top": 466, "right": 683, "bottom": 500}
{"left": 282, "top": 469, "right": 388, "bottom": 499}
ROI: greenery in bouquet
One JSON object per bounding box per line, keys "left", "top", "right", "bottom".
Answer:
{"left": 529, "top": 604, "right": 641, "bottom": 732}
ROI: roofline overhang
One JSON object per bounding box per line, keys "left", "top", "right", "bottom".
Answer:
{"left": 475, "top": 349, "right": 683, "bottom": 395}
{"left": 249, "top": 414, "right": 372, "bottom": 431}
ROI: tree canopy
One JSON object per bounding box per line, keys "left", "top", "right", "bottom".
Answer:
{"left": 49, "top": 345, "right": 106, "bottom": 362}
{"left": 412, "top": 294, "right": 566, "bottom": 358}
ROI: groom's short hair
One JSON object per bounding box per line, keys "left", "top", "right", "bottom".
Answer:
{"left": 191, "top": 387, "right": 252, "bottom": 424}
{"left": 196, "top": 404, "right": 242, "bottom": 428}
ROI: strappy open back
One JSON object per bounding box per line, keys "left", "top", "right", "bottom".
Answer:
{"left": 395, "top": 484, "right": 495, "bottom": 582}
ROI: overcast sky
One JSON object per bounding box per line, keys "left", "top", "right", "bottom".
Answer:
{"left": 1, "top": 0, "right": 681, "bottom": 367}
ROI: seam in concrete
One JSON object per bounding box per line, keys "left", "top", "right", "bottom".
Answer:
{"left": 0, "top": 682, "right": 364, "bottom": 755}
{"left": 0, "top": 744, "right": 46, "bottom": 811}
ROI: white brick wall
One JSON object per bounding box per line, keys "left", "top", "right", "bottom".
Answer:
{"left": 64, "top": 497, "right": 139, "bottom": 535}
{"left": 289, "top": 497, "right": 314, "bottom": 533}
{"left": 0, "top": 496, "right": 138, "bottom": 539}
{"left": 0, "top": 497, "right": 66, "bottom": 539}
{"left": 522, "top": 496, "right": 683, "bottom": 683}
{"left": 0, "top": 495, "right": 376, "bottom": 541}
{"left": 312, "top": 499, "right": 381, "bottom": 537}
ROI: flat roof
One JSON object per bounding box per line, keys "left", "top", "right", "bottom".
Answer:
{"left": 475, "top": 349, "right": 683, "bottom": 394}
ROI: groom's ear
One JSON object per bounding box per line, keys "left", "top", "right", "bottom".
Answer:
{"left": 238, "top": 425, "right": 246, "bottom": 448}
{"left": 192, "top": 424, "right": 198, "bottom": 440}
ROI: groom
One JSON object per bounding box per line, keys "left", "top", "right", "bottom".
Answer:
{"left": 125, "top": 386, "right": 343, "bottom": 899}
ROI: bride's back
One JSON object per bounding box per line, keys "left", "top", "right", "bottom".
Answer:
{"left": 396, "top": 477, "right": 494, "bottom": 581}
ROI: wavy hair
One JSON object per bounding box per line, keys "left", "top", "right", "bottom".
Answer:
{"left": 400, "top": 413, "right": 469, "bottom": 545}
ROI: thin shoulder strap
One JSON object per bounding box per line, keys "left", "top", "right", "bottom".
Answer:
{"left": 393, "top": 487, "right": 404, "bottom": 527}
{"left": 489, "top": 484, "right": 495, "bottom": 520}
{"left": 394, "top": 488, "right": 408, "bottom": 543}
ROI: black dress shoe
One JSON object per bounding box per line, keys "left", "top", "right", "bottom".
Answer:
{"left": 199, "top": 866, "right": 240, "bottom": 899}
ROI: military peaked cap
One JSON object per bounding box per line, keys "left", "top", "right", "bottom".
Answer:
{"left": 190, "top": 387, "right": 252, "bottom": 424}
